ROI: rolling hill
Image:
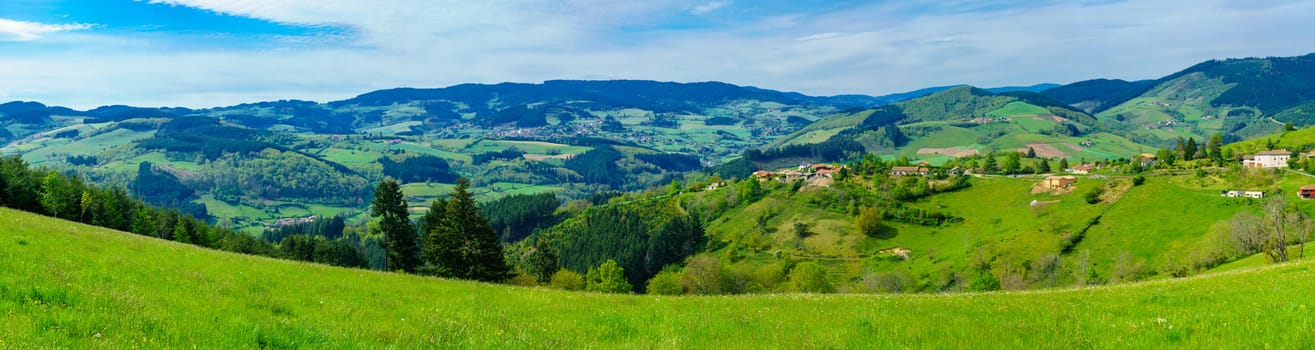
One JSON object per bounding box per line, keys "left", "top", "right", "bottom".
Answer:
{"left": 4, "top": 206, "right": 1315, "bottom": 348}
{"left": 1045, "top": 53, "right": 1315, "bottom": 146}
{"left": 766, "top": 86, "right": 1149, "bottom": 165}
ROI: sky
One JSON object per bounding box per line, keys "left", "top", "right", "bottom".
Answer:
{"left": 1, "top": 0, "right": 1313, "bottom": 109}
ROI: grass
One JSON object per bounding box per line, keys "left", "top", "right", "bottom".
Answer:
{"left": 988, "top": 101, "right": 1050, "bottom": 117}
{"left": 4, "top": 206, "right": 1315, "bottom": 348}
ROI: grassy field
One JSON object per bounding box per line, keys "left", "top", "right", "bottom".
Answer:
{"left": 4, "top": 207, "right": 1315, "bottom": 348}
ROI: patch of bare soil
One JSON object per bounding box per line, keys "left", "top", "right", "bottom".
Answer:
{"left": 917, "top": 147, "right": 979, "bottom": 157}
{"left": 1020, "top": 143, "right": 1070, "bottom": 158}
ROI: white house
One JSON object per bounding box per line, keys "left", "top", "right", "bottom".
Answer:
{"left": 1243, "top": 150, "right": 1291, "bottom": 169}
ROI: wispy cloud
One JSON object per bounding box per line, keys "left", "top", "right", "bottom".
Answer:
{"left": 3, "top": 0, "right": 1314, "bottom": 109}
{"left": 690, "top": 1, "right": 731, "bottom": 15}
{"left": 0, "top": 18, "right": 92, "bottom": 41}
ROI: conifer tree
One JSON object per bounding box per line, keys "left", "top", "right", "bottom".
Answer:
{"left": 1038, "top": 158, "right": 1052, "bottom": 173}
{"left": 173, "top": 220, "right": 191, "bottom": 244}
{"left": 131, "top": 207, "right": 157, "bottom": 236}
{"left": 372, "top": 179, "right": 419, "bottom": 272}
{"left": 421, "top": 178, "right": 510, "bottom": 281}
{"left": 1059, "top": 158, "right": 1070, "bottom": 172}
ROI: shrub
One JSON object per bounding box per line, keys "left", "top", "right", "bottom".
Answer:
{"left": 549, "top": 269, "right": 585, "bottom": 291}
{"left": 646, "top": 268, "right": 684, "bottom": 295}
{"left": 1084, "top": 187, "right": 1105, "bottom": 204}
{"left": 1132, "top": 175, "right": 1146, "bottom": 186}
{"left": 787, "top": 262, "right": 834, "bottom": 293}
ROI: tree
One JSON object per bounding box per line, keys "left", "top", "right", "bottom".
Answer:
{"left": 131, "top": 207, "right": 157, "bottom": 237}
{"left": 855, "top": 207, "right": 882, "bottom": 237}
{"left": 173, "top": 220, "right": 191, "bottom": 244}
{"left": 1208, "top": 132, "right": 1224, "bottom": 161}
{"left": 587, "top": 259, "right": 632, "bottom": 293}
{"left": 40, "top": 171, "right": 78, "bottom": 220}
{"left": 79, "top": 191, "right": 92, "bottom": 222}
{"left": 983, "top": 153, "right": 998, "bottom": 173}
{"left": 523, "top": 239, "right": 559, "bottom": 283}
{"left": 1026, "top": 147, "right": 1036, "bottom": 158}
{"left": 793, "top": 222, "right": 812, "bottom": 237}
{"left": 420, "top": 178, "right": 510, "bottom": 281}
{"left": 1261, "top": 197, "right": 1293, "bottom": 263}
{"left": 1183, "top": 137, "right": 1198, "bottom": 160}
{"left": 1037, "top": 158, "right": 1052, "bottom": 173}
{"left": 372, "top": 179, "right": 419, "bottom": 273}
{"left": 1058, "top": 158, "right": 1069, "bottom": 172}
{"left": 1285, "top": 121, "right": 1297, "bottom": 131}
{"left": 1002, "top": 152, "right": 1021, "bottom": 174}
{"left": 787, "top": 262, "right": 833, "bottom": 293}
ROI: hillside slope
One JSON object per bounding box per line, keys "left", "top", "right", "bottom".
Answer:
{"left": 768, "top": 86, "right": 1148, "bottom": 164}
{"left": 6, "top": 205, "right": 1315, "bottom": 347}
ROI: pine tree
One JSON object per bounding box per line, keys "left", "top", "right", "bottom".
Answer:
{"left": 131, "top": 207, "right": 157, "bottom": 236}
{"left": 1026, "top": 147, "right": 1036, "bottom": 158}
{"left": 420, "top": 178, "right": 510, "bottom": 281}
{"left": 372, "top": 179, "right": 419, "bottom": 273}
{"left": 173, "top": 220, "right": 191, "bottom": 244}
{"left": 1038, "top": 158, "right": 1052, "bottom": 173}
{"left": 523, "top": 239, "right": 559, "bottom": 283}
{"left": 1183, "top": 137, "right": 1198, "bottom": 160}
{"left": 1059, "top": 158, "right": 1070, "bottom": 172}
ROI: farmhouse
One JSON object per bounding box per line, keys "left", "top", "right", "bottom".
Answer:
{"left": 891, "top": 166, "right": 930, "bottom": 177}
{"left": 1243, "top": 150, "right": 1290, "bottom": 169}
{"left": 1043, "top": 175, "right": 1077, "bottom": 189}
{"left": 1300, "top": 185, "right": 1315, "bottom": 200}
{"left": 1136, "top": 153, "right": 1157, "bottom": 166}
{"left": 1221, "top": 190, "right": 1265, "bottom": 199}
{"left": 753, "top": 170, "right": 775, "bottom": 181}
{"left": 1070, "top": 164, "right": 1094, "bottom": 174}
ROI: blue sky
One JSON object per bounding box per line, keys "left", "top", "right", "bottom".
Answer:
{"left": 1, "top": 0, "right": 1313, "bottom": 109}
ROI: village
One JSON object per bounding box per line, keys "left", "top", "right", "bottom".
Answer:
{"left": 738, "top": 148, "right": 1315, "bottom": 201}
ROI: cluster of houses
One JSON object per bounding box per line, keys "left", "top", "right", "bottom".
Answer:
{"left": 753, "top": 163, "right": 842, "bottom": 183}
{"left": 268, "top": 215, "right": 318, "bottom": 228}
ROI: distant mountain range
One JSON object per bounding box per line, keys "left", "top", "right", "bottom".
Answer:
{"left": 2, "top": 52, "right": 1313, "bottom": 228}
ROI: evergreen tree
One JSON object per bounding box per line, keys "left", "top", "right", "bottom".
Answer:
{"left": 1026, "top": 147, "right": 1037, "bottom": 158}
{"left": 173, "top": 220, "right": 191, "bottom": 244}
{"left": 1038, "top": 158, "right": 1052, "bottom": 173}
{"left": 523, "top": 239, "right": 559, "bottom": 283}
{"left": 1183, "top": 137, "right": 1198, "bottom": 160}
{"left": 372, "top": 179, "right": 419, "bottom": 272}
{"left": 1059, "top": 158, "right": 1070, "bottom": 172}
{"left": 984, "top": 153, "right": 998, "bottom": 173}
{"left": 131, "top": 207, "right": 157, "bottom": 236}
{"left": 421, "top": 178, "right": 510, "bottom": 281}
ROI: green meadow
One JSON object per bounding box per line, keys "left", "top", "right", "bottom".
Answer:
{"left": 3, "top": 207, "right": 1315, "bottom": 348}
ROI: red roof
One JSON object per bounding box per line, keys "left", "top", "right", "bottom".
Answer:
{"left": 1301, "top": 185, "right": 1315, "bottom": 191}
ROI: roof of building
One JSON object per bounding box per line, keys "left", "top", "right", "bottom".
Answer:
{"left": 1255, "top": 150, "right": 1291, "bottom": 156}
{"left": 891, "top": 166, "right": 927, "bottom": 172}
{"left": 1046, "top": 175, "right": 1077, "bottom": 180}
{"left": 1073, "top": 164, "right": 1094, "bottom": 170}
{"left": 1301, "top": 185, "right": 1315, "bottom": 191}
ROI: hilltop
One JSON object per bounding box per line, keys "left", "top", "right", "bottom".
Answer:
{"left": 5, "top": 206, "right": 1315, "bottom": 348}
{"left": 765, "top": 85, "right": 1148, "bottom": 166}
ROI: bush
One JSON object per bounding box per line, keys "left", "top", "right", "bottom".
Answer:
{"left": 1131, "top": 175, "right": 1146, "bottom": 186}
{"left": 1084, "top": 187, "right": 1105, "bottom": 204}
{"left": 646, "top": 269, "right": 684, "bottom": 295}
{"left": 549, "top": 269, "right": 585, "bottom": 291}
{"left": 787, "top": 262, "right": 834, "bottom": 293}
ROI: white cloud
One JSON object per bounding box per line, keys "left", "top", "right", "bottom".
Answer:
{"left": 4, "top": 0, "right": 1315, "bottom": 108}
{"left": 0, "top": 18, "right": 92, "bottom": 41}
{"left": 690, "top": 1, "right": 731, "bottom": 15}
